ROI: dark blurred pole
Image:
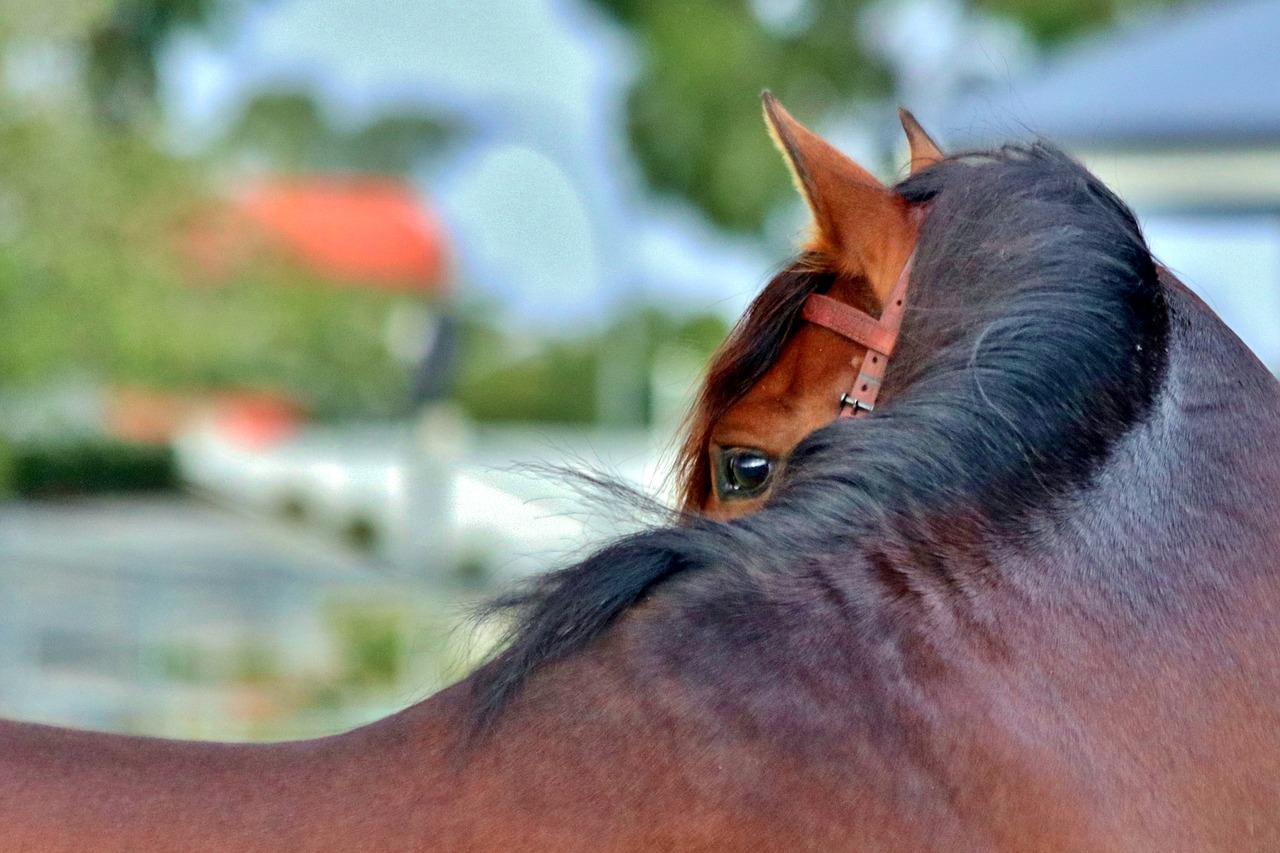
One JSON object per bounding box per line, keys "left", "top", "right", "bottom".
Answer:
{"left": 402, "top": 306, "right": 465, "bottom": 577}
{"left": 410, "top": 311, "right": 459, "bottom": 407}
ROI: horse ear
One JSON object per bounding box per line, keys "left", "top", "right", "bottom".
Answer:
{"left": 898, "top": 107, "right": 944, "bottom": 174}
{"left": 761, "top": 91, "right": 915, "bottom": 301}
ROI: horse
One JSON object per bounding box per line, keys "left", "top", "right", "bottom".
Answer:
{"left": 3, "top": 94, "right": 1280, "bottom": 850}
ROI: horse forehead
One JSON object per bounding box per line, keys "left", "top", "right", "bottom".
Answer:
{"left": 755, "top": 324, "right": 859, "bottom": 400}
{"left": 714, "top": 393, "right": 799, "bottom": 444}
{"left": 713, "top": 329, "right": 856, "bottom": 448}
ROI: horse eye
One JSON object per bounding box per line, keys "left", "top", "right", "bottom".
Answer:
{"left": 715, "top": 448, "right": 774, "bottom": 500}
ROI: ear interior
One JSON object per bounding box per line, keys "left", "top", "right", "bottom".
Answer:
{"left": 761, "top": 91, "right": 919, "bottom": 308}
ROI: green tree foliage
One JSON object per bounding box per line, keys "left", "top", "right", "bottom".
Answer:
{"left": 588, "top": 0, "right": 888, "bottom": 233}
{"left": 0, "top": 110, "right": 196, "bottom": 385}
{"left": 222, "top": 88, "right": 462, "bottom": 177}
{"left": 0, "top": 1, "right": 726, "bottom": 428}
{"left": 0, "top": 2, "right": 445, "bottom": 422}
{"left": 453, "top": 307, "right": 728, "bottom": 424}
{"left": 0, "top": 103, "right": 414, "bottom": 418}
{"left": 587, "top": 0, "right": 1180, "bottom": 233}
{"left": 0, "top": 86, "right": 722, "bottom": 425}
{"left": 0, "top": 435, "right": 13, "bottom": 496}
{"left": 84, "top": 0, "right": 249, "bottom": 127}
{"left": 972, "top": 0, "right": 1155, "bottom": 45}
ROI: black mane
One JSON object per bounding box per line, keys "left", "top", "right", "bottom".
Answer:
{"left": 470, "top": 143, "right": 1170, "bottom": 729}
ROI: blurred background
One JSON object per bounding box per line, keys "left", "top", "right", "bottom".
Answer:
{"left": 0, "top": 0, "right": 1275, "bottom": 739}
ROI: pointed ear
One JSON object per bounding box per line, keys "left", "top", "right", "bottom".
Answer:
{"left": 898, "top": 107, "right": 944, "bottom": 174}
{"left": 762, "top": 91, "right": 916, "bottom": 304}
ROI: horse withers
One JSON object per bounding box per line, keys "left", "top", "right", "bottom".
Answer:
{"left": 2, "top": 96, "right": 1279, "bottom": 850}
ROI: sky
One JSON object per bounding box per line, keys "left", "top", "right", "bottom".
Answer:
{"left": 159, "top": 0, "right": 774, "bottom": 330}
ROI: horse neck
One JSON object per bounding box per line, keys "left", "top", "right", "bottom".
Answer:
{"left": 0, "top": 667, "right": 795, "bottom": 851}
{"left": 1032, "top": 275, "right": 1280, "bottom": 604}
{"left": 966, "top": 274, "right": 1280, "bottom": 842}
{"left": 0, "top": 687, "right": 482, "bottom": 849}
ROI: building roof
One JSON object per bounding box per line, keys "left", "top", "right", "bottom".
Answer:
{"left": 189, "top": 176, "right": 449, "bottom": 293}
{"left": 940, "top": 0, "right": 1280, "bottom": 149}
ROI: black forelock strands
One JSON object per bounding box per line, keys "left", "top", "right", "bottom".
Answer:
{"left": 469, "top": 142, "right": 1170, "bottom": 731}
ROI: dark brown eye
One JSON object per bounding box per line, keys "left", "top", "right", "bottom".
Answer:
{"left": 715, "top": 448, "right": 774, "bottom": 500}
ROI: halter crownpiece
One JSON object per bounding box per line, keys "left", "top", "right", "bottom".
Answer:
{"left": 800, "top": 252, "right": 914, "bottom": 418}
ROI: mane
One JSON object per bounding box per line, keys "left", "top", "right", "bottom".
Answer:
{"left": 471, "top": 142, "right": 1170, "bottom": 730}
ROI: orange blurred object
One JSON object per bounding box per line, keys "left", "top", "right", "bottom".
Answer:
{"left": 186, "top": 176, "right": 449, "bottom": 293}
{"left": 106, "top": 387, "right": 302, "bottom": 448}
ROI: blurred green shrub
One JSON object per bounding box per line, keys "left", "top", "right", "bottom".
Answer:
{"left": 0, "top": 12, "right": 728, "bottom": 428}
{"left": 326, "top": 603, "right": 405, "bottom": 688}
{"left": 453, "top": 306, "right": 728, "bottom": 424}
{"left": 115, "top": 261, "right": 413, "bottom": 420}
{"left": 9, "top": 440, "right": 176, "bottom": 497}
{"left": 0, "top": 83, "right": 413, "bottom": 421}
{"left": 0, "top": 437, "right": 14, "bottom": 498}
{"left": 220, "top": 87, "right": 462, "bottom": 178}
{"left": 232, "top": 640, "right": 282, "bottom": 686}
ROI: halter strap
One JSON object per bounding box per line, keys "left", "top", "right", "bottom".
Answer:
{"left": 800, "top": 253, "right": 914, "bottom": 419}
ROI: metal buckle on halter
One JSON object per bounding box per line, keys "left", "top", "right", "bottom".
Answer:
{"left": 839, "top": 392, "right": 874, "bottom": 413}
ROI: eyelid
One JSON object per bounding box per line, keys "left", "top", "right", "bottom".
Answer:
{"left": 711, "top": 434, "right": 780, "bottom": 456}
{"left": 719, "top": 445, "right": 768, "bottom": 458}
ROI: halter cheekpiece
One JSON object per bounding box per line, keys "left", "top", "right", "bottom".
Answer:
{"left": 800, "top": 253, "right": 914, "bottom": 418}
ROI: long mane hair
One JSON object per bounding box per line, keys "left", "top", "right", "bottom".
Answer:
{"left": 472, "top": 143, "right": 1170, "bottom": 730}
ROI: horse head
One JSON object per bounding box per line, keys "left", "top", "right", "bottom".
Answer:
{"left": 676, "top": 95, "right": 944, "bottom": 518}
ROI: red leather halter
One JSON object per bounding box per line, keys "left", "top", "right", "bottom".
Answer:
{"left": 800, "top": 253, "right": 913, "bottom": 418}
